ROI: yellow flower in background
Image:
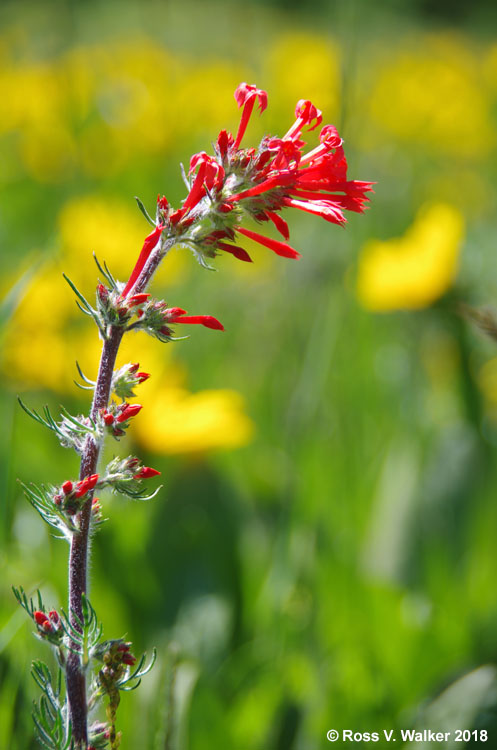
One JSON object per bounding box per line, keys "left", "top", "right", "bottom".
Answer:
{"left": 356, "top": 203, "right": 464, "bottom": 311}
{"left": 2, "top": 190, "right": 253, "bottom": 453}
{"left": 58, "top": 195, "right": 187, "bottom": 288}
{"left": 368, "top": 35, "right": 494, "bottom": 158}
{"left": 264, "top": 33, "right": 340, "bottom": 130}
{"left": 133, "top": 385, "right": 254, "bottom": 455}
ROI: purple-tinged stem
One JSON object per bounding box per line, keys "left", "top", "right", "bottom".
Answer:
{"left": 66, "top": 241, "right": 170, "bottom": 747}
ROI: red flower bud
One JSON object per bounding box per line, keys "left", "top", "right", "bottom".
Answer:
{"left": 134, "top": 466, "right": 161, "bottom": 479}
{"left": 129, "top": 363, "right": 140, "bottom": 374}
{"left": 122, "top": 652, "right": 137, "bottom": 666}
{"left": 103, "top": 412, "right": 115, "bottom": 426}
{"left": 97, "top": 283, "right": 109, "bottom": 302}
{"left": 34, "top": 611, "right": 48, "bottom": 627}
{"left": 128, "top": 293, "right": 150, "bottom": 306}
{"left": 48, "top": 610, "right": 60, "bottom": 625}
{"left": 137, "top": 372, "right": 150, "bottom": 383}
{"left": 62, "top": 480, "right": 73, "bottom": 495}
{"left": 116, "top": 403, "right": 143, "bottom": 423}
{"left": 75, "top": 474, "right": 99, "bottom": 498}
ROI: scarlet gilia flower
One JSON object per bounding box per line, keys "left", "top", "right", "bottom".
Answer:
{"left": 162, "top": 307, "right": 224, "bottom": 332}
{"left": 134, "top": 466, "right": 161, "bottom": 480}
{"left": 126, "top": 83, "right": 372, "bottom": 274}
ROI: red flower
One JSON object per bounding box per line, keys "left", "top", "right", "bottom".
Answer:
{"left": 116, "top": 403, "right": 143, "bottom": 423}
{"left": 122, "top": 225, "right": 164, "bottom": 298}
{"left": 134, "top": 466, "right": 161, "bottom": 479}
{"left": 164, "top": 307, "right": 224, "bottom": 331}
{"left": 149, "top": 84, "right": 372, "bottom": 270}
{"left": 34, "top": 611, "right": 49, "bottom": 627}
{"left": 75, "top": 474, "right": 99, "bottom": 498}
{"left": 233, "top": 82, "right": 268, "bottom": 149}
{"left": 235, "top": 226, "right": 300, "bottom": 260}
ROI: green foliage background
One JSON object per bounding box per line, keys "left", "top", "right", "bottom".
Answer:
{"left": 2, "top": 1, "right": 497, "bottom": 747}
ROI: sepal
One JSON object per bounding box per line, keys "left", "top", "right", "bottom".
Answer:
{"left": 94, "top": 639, "right": 156, "bottom": 693}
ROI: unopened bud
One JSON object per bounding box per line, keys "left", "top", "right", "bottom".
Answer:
{"left": 62, "top": 480, "right": 73, "bottom": 495}
{"left": 128, "top": 293, "right": 150, "bottom": 306}
{"left": 134, "top": 466, "right": 161, "bottom": 479}
{"left": 116, "top": 403, "right": 143, "bottom": 423}
{"left": 34, "top": 611, "right": 48, "bottom": 627}
{"left": 97, "top": 283, "right": 109, "bottom": 302}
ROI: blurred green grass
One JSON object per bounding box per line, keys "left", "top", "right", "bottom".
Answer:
{"left": 2, "top": 0, "right": 497, "bottom": 748}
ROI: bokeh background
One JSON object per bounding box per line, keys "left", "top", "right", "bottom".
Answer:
{"left": 2, "top": 0, "right": 497, "bottom": 747}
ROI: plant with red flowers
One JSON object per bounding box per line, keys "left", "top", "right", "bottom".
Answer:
{"left": 14, "top": 82, "right": 372, "bottom": 749}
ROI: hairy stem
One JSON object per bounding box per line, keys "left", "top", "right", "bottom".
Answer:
{"left": 66, "top": 326, "right": 123, "bottom": 747}
{"left": 66, "top": 241, "right": 169, "bottom": 747}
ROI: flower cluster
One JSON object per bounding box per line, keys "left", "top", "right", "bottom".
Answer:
{"left": 88, "top": 722, "right": 111, "bottom": 750}
{"left": 95, "top": 282, "right": 224, "bottom": 341}
{"left": 99, "top": 456, "right": 161, "bottom": 500}
{"left": 93, "top": 639, "right": 137, "bottom": 669}
{"left": 32, "top": 609, "right": 63, "bottom": 644}
{"left": 54, "top": 474, "right": 99, "bottom": 515}
{"left": 111, "top": 363, "right": 150, "bottom": 400}
{"left": 100, "top": 402, "right": 143, "bottom": 438}
{"left": 133, "top": 298, "right": 224, "bottom": 342}
{"left": 123, "top": 82, "right": 373, "bottom": 290}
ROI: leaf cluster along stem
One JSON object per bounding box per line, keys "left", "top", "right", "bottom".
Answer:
{"left": 66, "top": 243, "right": 168, "bottom": 747}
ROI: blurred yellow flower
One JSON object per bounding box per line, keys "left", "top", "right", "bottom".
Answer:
{"left": 133, "top": 384, "right": 254, "bottom": 455}
{"left": 369, "top": 35, "right": 494, "bottom": 158}
{"left": 356, "top": 203, "right": 464, "bottom": 311}
{"left": 264, "top": 32, "right": 340, "bottom": 131}
{"left": 58, "top": 195, "right": 187, "bottom": 288}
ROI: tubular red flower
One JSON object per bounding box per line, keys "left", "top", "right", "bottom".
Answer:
{"left": 127, "top": 293, "right": 150, "bottom": 306}
{"left": 234, "top": 83, "right": 268, "bottom": 150}
{"left": 282, "top": 196, "right": 347, "bottom": 224}
{"left": 171, "top": 313, "right": 225, "bottom": 330}
{"left": 181, "top": 161, "right": 207, "bottom": 214}
{"left": 235, "top": 226, "right": 301, "bottom": 259}
{"left": 134, "top": 466, "right": 161, "bottom": 479}
{"left": 122, "top": 225, "right": 163, "bottom": 298}
{"left": 217, "top": 242, "right": 253, "bottom": 263}
{"left": 283, "top": 99, "right": 323, "bottom": 141}
{"left": 75, "top": 474, "right": 99, "bottom": 498}
{"left": 116, "top": 404, "right": 143, "bottom": 423}
{"left": 265, "top": 211, "right": 290, "bottom": 240}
